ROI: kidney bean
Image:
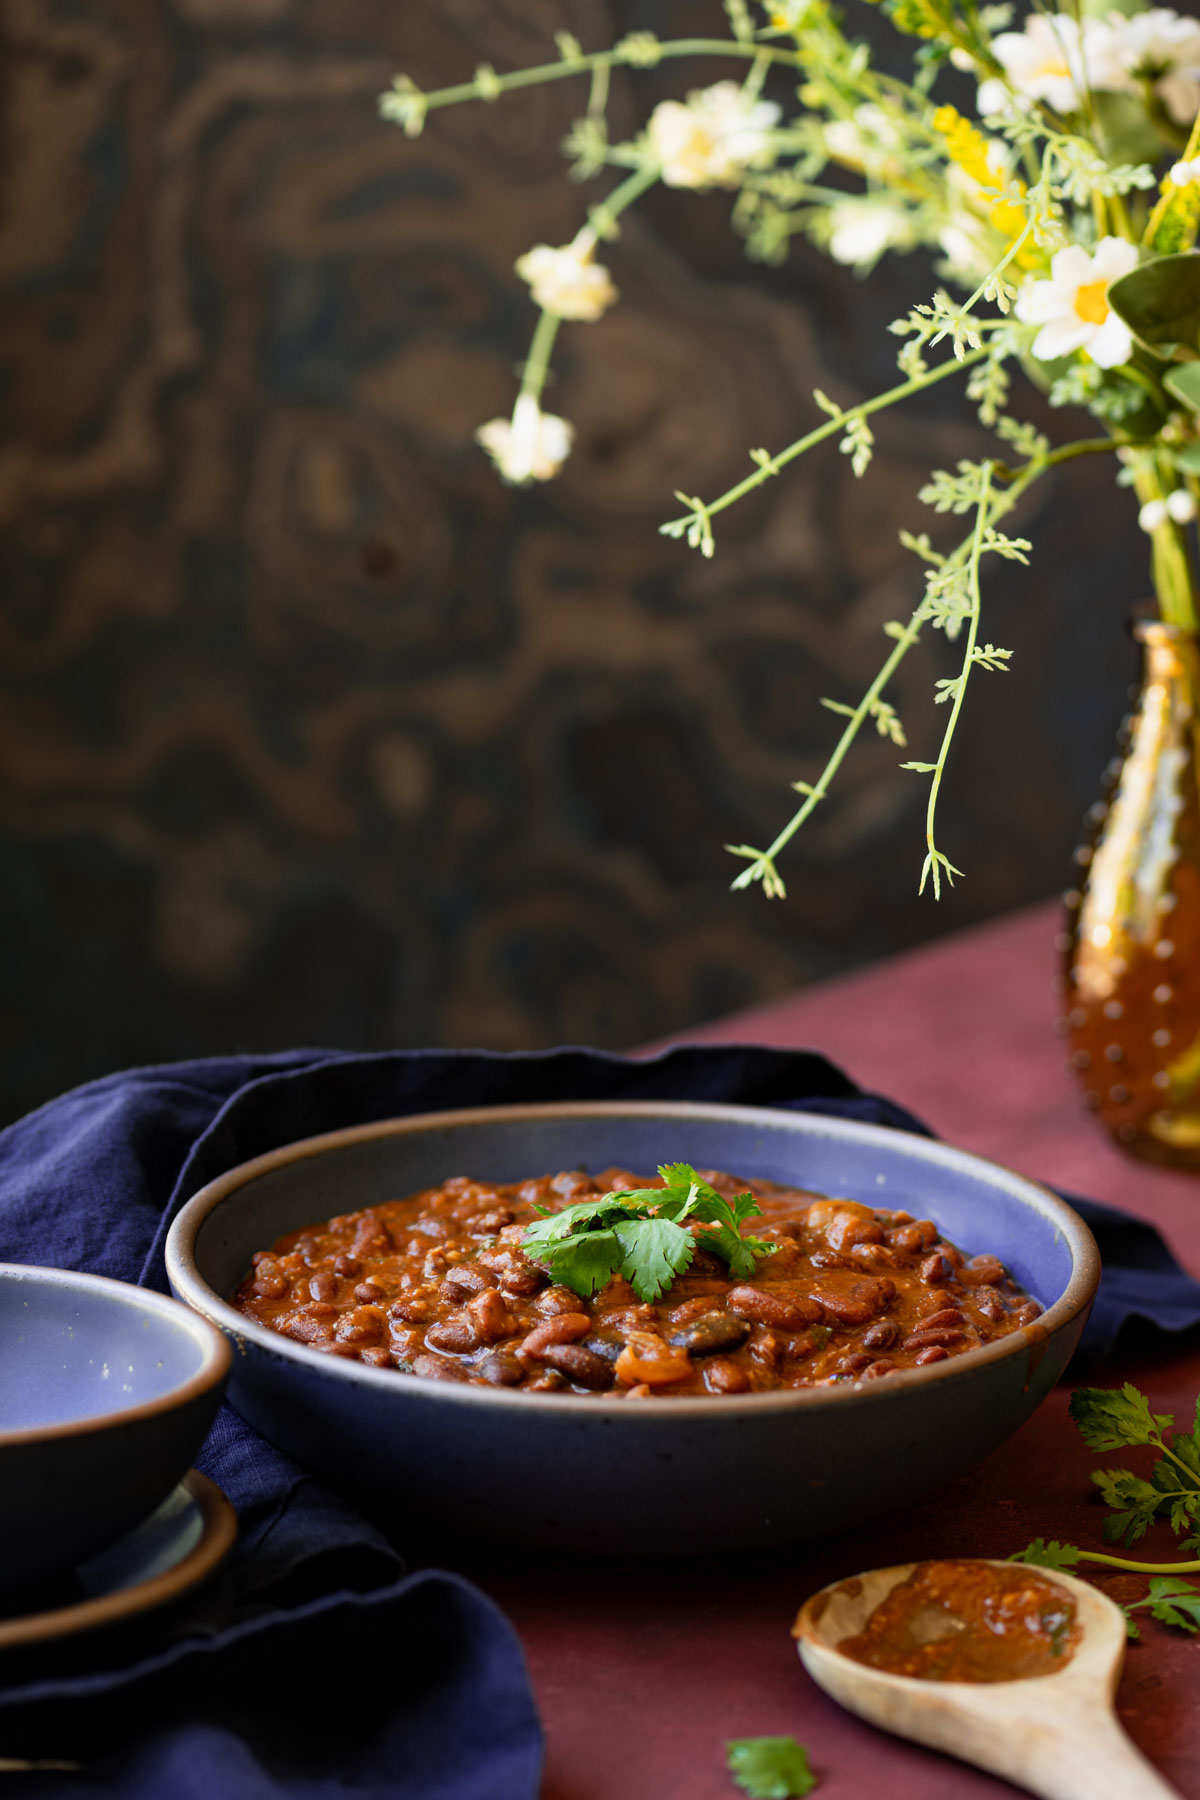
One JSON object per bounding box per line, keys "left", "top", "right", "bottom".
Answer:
{"left": 903, "top": 1327, "right": 966, "bottom": 1351}
{"left": 597, "top": 1304, "right": 657, "bottom": 1333}
{"left": 440, "top": 1265, "right": 495, "bottom": 1301}
{"left": 920, "top": 1309, "right": 966, "bottom": 1332}
{"left": 335, "top": 1306, "right": 386, "bottom": 1346}
{"left": 973, "top": 1287, "right": 1007, "bottom": 1321}
{"left": 412, "top": 1352, "right": 469, "bottom": 1382}
{"left": 521, "top": 1314, "right": 591, "bottom": 1356}
{"left": 354, "top": 1280, "right": 384, "bottom": 1304}
{"left": 614, "top": 1331, "right": 692, "bottom": 1388}
{"left": 282, "top": 1312, "right": 333, "bottom": 1345}
{"left": 308, "top": 1272, "right": 339, "bottom": 1304}
{"left": 914, "top": 1345, "right": 949, "bottom": 1365}
{"left": 668, "top": 1295, "right": 723, "bottom": 1327}
{"left": 250, "top": 1268, "right": 289, "bottom": 1301}
{"left": 862, "top": 1359, "right": 896, "bottom": 1379}
{"left": 527, "top": 1369, "right": 568, "bottom": 1391}
{"left": 669, "top": 1313, "right": 752, "bottom": 1356}
{"left": 704, "top": 1357, "right": 751, "bottom": 1394}
{"left": 358, "top": 1346, "right": 391, "bottom": 1368}
{"left": 851, "top": 1243, "right": 897, "bottom": 1269}
{"left": 540, "top": 1343, "right": 615, "bottom": 1390}
{"left": 920, "top": 1253, "right": 954, "bottom": 1284}
{"left": 826, "top": 1210, "right": 886, "bottom": 1253}
{"left": 499, "top": 1262, "right": 548, "bottom": 1298}
{"left": 352, "top": 1211, "right": 394, "bottom": 1258}
{"left": 470, "top": 1207, "right": 514, "bottom": 1233}
{"left": 817, "top": 1277, "right": 895, "bottom": 1327}
{"left": 838, "top": 1352, "right": 876, "bottom": 1375}
{"left": 425, "top": 1316, "right": 478, "bottom": 1355}
{"left": 333, "top": 1254, "right": 361, "bottom": 1278}
{"left": 964, "top": 1254, "right": 1007, "bottom": 1286}
{"left": 889, "top": 1220, "right": 938, "bottom": 1254}
{"left": 727, "top": 1286, "right": 822, "bottom": 1330}
{"left": 536, "top": 1285, "right": 588, "bottom": 1316}
{"left": 1012, "top": 1300, "right": 1044, "bottom": 1326}
{"left": 935, "top": 1242, "right": 964, "bottom": 1269}
{"left": 467, "top": 1287, "right": 511, "bottom": 1344}
{"left": 808, "top": 1250, "right": 852, "bottom": 1270}
{"left": 477, "top": 1348, "right": 526, "bottom": 1387}
{"left": 581, "top": 1336, "right": 623, "bottom": 1363}
{"left": 748, "top": 1329, "right": 781, "bottom": 1368}
{"left": 862, "top": 1320, "right": 899, "bottom": 1351}
{"left": 389, "top": 1292, "right": 434, "bottom": 1325}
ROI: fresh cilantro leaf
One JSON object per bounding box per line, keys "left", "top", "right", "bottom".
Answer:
{"left": 1008, "top": 1538, "right": 1082, "bottom": 1571}
{"left": 538, "top": 1229, "right": 624, "bottom": 1299}
{"left": 726, "top": 1736, "right": 816, "bottom": 1799}
{"left": 1092, "top": 1469, "right": 1165, "bottom": 1547}
{"left": 1069, "top": 1384, "right": 1169, "bottom": 1452}
{"left": 613, "top": 1216, "right": 695, "bottom": 1301}
{"left": 1125, "top": 1613, "right": 1142, "bottom": 1642}
{"left": 524, "top": 1197, "right": 630, "bottom": 1245}
{"left": 1146, "top": 1577, "right": 1200, "bottom": 1633}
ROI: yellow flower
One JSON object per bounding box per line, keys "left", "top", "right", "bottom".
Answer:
{"left": 932, "top": 105, "right": 1038, "bottom": 268}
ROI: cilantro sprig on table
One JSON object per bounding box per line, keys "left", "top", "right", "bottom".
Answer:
{"left": 726, "top": 1736, "right": 817, "bottom": 1799}
{"left": 521, "top": 1162, "right": 777, "bottom": 1303}
{"left": 1011, "top": 1382, "right": 1200, "bottom": 1638}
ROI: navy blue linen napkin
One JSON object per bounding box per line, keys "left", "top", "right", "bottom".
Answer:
{"left": 0, "top": 1042, "right": 1197, "bottom": 1799}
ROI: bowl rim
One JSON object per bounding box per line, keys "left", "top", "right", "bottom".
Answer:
{"left": 165, "top": 1098, "right": 1100, "bottom": 1418}
{"left": 0, "top": 1263, "right": 233, "bottom": 1448}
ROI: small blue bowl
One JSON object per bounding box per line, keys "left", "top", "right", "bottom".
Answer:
{"left": 0, "top": 1265, "right": 231, "bottom": 1590}
{"left": 166, "top": 1100, "right": 1099, "bottom": 1554}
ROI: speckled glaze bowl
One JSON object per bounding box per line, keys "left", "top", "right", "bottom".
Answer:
{"left": 0, "top": 1264, "right": 231, "bottom": 1589}
{"left": 165, "top": 1101, "right": 1099, "bottom": 1554}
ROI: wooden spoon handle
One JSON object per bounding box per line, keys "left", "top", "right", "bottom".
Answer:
{"left": 1015, "top": 1713, "right": 1179, "bottom": 1800}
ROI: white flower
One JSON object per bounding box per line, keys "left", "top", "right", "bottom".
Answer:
{"left": 1170, "top": 157, "right": 1200, "bottom": 186}
{"left": 823, "top": 104, "right": 906, "bottom": 178}
{"left": 1015, "top": 236, "right": 1139, "bottom": 369}
{"left": 475, "top": 394, "right": 573, "bottom": 485}
{"left": 514, "top": 240, "right": 617, "bottom": 322}
{"left": 1112, "top": 8, "right": 1200, "bottom": 126}
{"left": 981, "top": 14, "right": 1124, "bottom": 115}
{"left": 646, "top": 82, "right": 781, "bottom": 190}
{"left": 1139, "top": 498, "right": 1169, "bottom": 532}
{"left": 826, "top": 199, "right": 911, "bottom": 269}
{"left": 1168, "top": 487, "right": 1199, "bottom": 524}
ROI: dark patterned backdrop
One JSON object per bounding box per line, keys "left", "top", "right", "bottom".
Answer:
{"left": 0, "top": 0, "right": 1147, "bottom": 1125}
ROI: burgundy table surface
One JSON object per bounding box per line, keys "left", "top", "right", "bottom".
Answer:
{"left": 438, "top": 898, "right": 1200, "bottom": 1800}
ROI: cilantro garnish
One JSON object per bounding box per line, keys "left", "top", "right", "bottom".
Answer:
{"left": 521, "top": 1163, "right": 777, "bottom": 1303}
{"left": 726, "top": 1736, "right": 817, "bottom": 1799}
{"left": 1010, "top": 1382, "right": 1200, "bottom": 1637}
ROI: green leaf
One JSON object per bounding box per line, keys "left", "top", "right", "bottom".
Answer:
{"left": 1170, "top": 443, "right": 1200, "bottom": 475}
{"left": 726, "top": 1736, "right": 817, "bottom": 1799}
{"left": 1145, "top": 1576, "right": 1200, "bottom": 1633}
{"left": 1093, "top": 1468, "right": 1163, "bottom": 1547}
{"left": 1164, "top": 363, "right": 1200, "bottom": 414}
{"left": 1008, "top": 1538, "right": 1082, "bottom": 1571}
{"left": 1107, "top": 253, "right": 1200, "bottom": 359}
{"left": 613, "top": 1216, "right": 695, "bottom": 1302}
{"left": 1069, "top": 1384, "right": 1167, "bottom": 1452}
{"left": 523, "top": 1196, "right": 630, "bottom": 1245}
{"left": 538, "top": 1230, "right": 623, "bottom": 1299}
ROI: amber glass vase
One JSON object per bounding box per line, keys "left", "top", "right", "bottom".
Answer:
{"left": 1062, "top": 619, "right": 1200, "bottom": 1166}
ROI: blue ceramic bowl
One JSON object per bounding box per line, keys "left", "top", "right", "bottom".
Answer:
{"left": 165, "top": 1101, "right": 1099, "bottom": 1554}
{"left": 0, "top": 1265, "right": 231, "bottom": 1589}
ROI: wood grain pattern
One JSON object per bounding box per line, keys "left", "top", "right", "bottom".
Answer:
{"left": 0, "top": 0, "right": 1149, "bottom": 1121}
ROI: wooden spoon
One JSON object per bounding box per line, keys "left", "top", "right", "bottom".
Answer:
{"left": 794, "top": 1560, "right": 1178, "bottom": 1800}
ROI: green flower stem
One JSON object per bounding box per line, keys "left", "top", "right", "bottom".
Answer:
{"left": 394, "top": 38, "right": 806, "bottom": 122}
{"left": 584, "top": 160, "right": 662, "bottom": 243}
{"left": 518, "top": 162, "right": 660, "bottom": 414}
{"left": 1073, "top": 1550, "right": 1200, "bottom": 1575}
{"left": 729, "top": 604, "right": 929, "bottom": 895}
{"left": 661, "top": 344, "right": 991, "bottom": 545}
{"left": 517, "top": 307, "right": 563, "bottom": 410}
{"left": 1130, "top": 453, "right": 1199, "bottom": 632}
{"left": 919, "top": 461, "right": 994, "bottom": 898}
